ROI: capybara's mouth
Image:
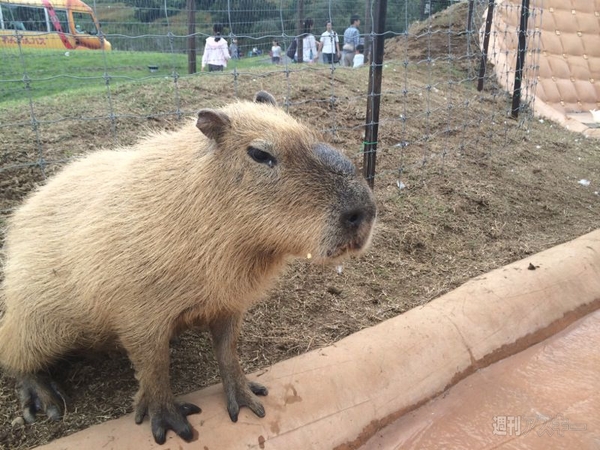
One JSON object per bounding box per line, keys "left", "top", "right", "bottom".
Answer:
{"left": 326, "top": 227, "right": 374, "bottom": 260}
{"left": 328, "top": 241, "right": 362, "bottom": 259}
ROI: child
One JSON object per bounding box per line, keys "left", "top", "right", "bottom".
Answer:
{"left": 229, "top": 38, "right": 239, "bottom": 59}
{"left": 353, "top": 44, "right": 364, "bottom": 68}
{"left": 271, "top": 40, "right": 282, "bottom": 64}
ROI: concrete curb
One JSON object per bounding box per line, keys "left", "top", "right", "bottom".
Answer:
{"left": 37, "top": 230, "right": 600, "bottom": 450}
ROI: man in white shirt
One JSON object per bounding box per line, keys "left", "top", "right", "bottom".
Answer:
{"left": 318, "top": 21, "right": 340, "bottom": 64}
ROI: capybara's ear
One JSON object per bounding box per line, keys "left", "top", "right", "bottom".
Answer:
{"left": 254, "top": 91, "right": 277, "bottom": 106}
{"left": 196, "top": 109, "right": 231, "bottom": 142}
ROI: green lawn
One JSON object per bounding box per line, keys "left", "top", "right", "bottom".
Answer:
{"left": 0, "top": 49, "right": 271, "bottom": 104}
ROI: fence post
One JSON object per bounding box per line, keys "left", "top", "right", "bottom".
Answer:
{"left": 296, "top": 0, "right": 304, "bottom": 63}
{"left": 363, "top": 2, "right": 372, "bottom": 64}
{"left": 477, "top": 0, "right": 495, "bottom": 91}
{"left": 362, "top": 0, "right": 387, "bottom": 189}
{"left": 511, "top": 0, "right": 531, "bottom": 118}
{"left": 466, "top": 0, "right": 475, "bottom": 34}
{"left": 187, "top": 0, "right": 196, "bottom": 74}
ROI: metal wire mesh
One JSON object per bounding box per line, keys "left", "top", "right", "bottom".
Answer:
{"left": 0, "top": 0, "right": 543, "bottom": 214}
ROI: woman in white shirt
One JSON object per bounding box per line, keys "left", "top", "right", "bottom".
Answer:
{"left": 296, "top": 18, "right": 318, "bottom": 63}
{"left": 201, "top": 23, "right": 231, "bottom": 72}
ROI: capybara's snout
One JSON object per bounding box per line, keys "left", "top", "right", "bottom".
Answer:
{"left": 323, "top": 177, "right": 376, "bottom": 260}
{"left": 308, "top": 142, "right": 376, "bottom": 260}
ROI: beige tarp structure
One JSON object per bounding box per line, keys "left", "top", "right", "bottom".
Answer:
{"left": 484, "top": 0, "right": 600, "bottom": 137}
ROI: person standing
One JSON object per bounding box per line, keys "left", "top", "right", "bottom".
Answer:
{"left": 297, "top": 18, "right": 318, "bottom": 64}
{"left": 353, "top": 44, "right": 365, "bottom": 68}
{"left": 201, "top": 23, "right": 231, "bottom": 72}
{"left": 342, "top": 14, "right": 360, "bottom": 67}
{"left": 271, "top": 40, "right": 282, "bottom": 64}
{"left": 318, "top": 21, "right": 340, "bottom": 65}
{"left": 229, "top": 38, "right": 239, "bottom": 60}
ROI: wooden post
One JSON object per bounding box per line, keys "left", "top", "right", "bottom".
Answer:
{"left": 363, "top": 1, "right": 372, "bottom": 64}
{"left": 477, "top": 0, "right": 495, "bottom": 91}
{"left": 511, "top": 0, "right": 531, "bottom": 118}
{"left": 467, "top": 0, "right": 475, "bottom": 34}
{"left": 187, "top": 0, "right": 196, "bottom": 74}
{"left": 363, "top": 0, "right": 387, "bottom": 189}
{"left": 296, "top": 0, "right": 304, "bottom": 63}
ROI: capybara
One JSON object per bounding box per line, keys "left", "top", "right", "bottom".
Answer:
{"left": 0, "top": 91, "right": 376, "bottom": 444}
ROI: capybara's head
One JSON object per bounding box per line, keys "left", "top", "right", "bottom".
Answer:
{"left": 196, "top": 91, "right": 376, "bottom": 262}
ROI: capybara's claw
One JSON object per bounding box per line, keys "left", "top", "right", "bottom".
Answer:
{"left": 18, "top": 374, "right": 65, "bottom": 423}
{"left": 134, "top": 403, "right": 147, "bottom": 425}
{"left": 227, "top": 382, "right": 267, "bottom": 422}
{"left": 150, "top": 402, "right": 201, "bottom": 445}
{"left": 249, "top": 381, "right": 268, "bottom": 396}
{"left": 179, "top": 402, "right": 202, "bottom": 416}
{"left": 227, "top": 400, "right": 240, "bottom": 422}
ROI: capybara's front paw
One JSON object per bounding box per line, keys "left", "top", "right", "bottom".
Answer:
{"left": 226, "top": 381, "right": 268, "bottom": 422}
{"left": 18, "top": 374, "right": 66, "bottom": 423}
{"left": 136, "top": 401, "right": 201, "bottom": 445}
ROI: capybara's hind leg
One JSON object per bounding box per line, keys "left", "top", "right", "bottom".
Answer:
{"left": 18, "top": 373, "right": 67, "bottom": 423}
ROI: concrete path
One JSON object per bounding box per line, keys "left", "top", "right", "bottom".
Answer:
{"left": 359, "top": 309, "right": 600, "bottom": 449}
{"left": 37, "top": 230, "right": 600, "bottom": 450}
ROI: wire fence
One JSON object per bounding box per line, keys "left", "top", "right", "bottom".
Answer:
{"left": 0, "top": 0, "right": 543, "bottom": 215}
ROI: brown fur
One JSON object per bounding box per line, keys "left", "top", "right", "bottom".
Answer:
{"left": 0, "top": 92, "right": 376, "bottom": 444}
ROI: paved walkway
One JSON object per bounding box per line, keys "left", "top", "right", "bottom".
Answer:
{"left": 360, "top": 310, "right": 600, "bottom": 449}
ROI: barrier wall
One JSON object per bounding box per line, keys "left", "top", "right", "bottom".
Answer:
{"left": 485, "top": 0, "right": 600, "bottom": 137}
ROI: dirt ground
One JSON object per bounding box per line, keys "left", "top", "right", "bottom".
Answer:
{"left": 2, "top": 4, "right": 600, "bottom": 449}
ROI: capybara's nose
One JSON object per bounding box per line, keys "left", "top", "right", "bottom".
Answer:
{"left": 341, "top": 206, "right": 374, "bottom": 231}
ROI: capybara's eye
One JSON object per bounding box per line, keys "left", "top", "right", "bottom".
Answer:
{"left": 247, "top": 147, "right": 277, "bottom": 168}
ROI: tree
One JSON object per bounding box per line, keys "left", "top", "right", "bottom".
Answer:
{"left": 123, "top": 0, "right": 186, "bottom": 23}
{"left": 209, "top": 0, "right": 282, "bottom": 37}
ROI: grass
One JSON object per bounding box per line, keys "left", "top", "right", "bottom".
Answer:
{"left": 0, "top": 48, "right": 273, "bottom": 104}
